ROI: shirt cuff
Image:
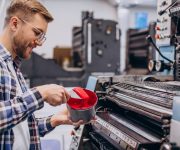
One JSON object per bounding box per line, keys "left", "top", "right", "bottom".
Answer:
{"left": 46, "top": 116, "right": 55, "bottom": 131}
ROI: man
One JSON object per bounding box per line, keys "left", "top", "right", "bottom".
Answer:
{"left": 0, "top": 0, "right": 82, "bottom": 149}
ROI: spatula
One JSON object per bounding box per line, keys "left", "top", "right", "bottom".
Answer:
{"left": 72, "top": 87, "right": 89, "bottom": 100}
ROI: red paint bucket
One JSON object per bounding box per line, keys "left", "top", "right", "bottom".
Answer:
{"left": 67, "top": 87, "right": 97, "bottom": 123}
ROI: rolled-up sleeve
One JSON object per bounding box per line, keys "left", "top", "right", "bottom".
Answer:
{"left": 36, "top": 115, "right": 55, "bottom": 137}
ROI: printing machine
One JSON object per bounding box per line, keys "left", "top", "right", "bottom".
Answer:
{"left": 69, "top": 75, "right": 180, "bottom": 150}
{"left": 69, "top": 0, "right": 180, "bottom": 149}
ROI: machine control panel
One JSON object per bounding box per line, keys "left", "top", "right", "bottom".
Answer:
{"left": 156, "top": 0, "right": 176, "bottom": 46}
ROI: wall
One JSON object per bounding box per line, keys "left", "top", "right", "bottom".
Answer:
{"left": 128, "top": 6, "right": 157, "bottom": 28}
{"left": 0, "top": 0, "right": 118, "bottom": 58}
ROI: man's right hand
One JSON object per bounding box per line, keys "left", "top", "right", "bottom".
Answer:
{"left": 36, "top": 84, "right": 70, "bottom": 106}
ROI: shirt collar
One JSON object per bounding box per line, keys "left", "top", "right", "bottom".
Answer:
{"left": 0, "top": 44, "right": 22, "bottom": 68}
{"left": 14, "top": 56, "right": 22, "bottom": 68}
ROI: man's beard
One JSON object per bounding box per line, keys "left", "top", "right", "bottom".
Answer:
{"left": 13, "top": 35, "right": 31, "bottom": 59}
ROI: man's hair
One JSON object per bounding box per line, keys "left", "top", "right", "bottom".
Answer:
{"left": 5, "top": 0, "right": 54, "bottom": 26}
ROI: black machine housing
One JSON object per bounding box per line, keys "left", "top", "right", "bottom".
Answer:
{"left": 69, "top": 75, "right": 180, "bottom": 150}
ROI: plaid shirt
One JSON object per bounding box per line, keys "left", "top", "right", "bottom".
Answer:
{"left": 0, "top": 44, "right": 54, "bottom": 150}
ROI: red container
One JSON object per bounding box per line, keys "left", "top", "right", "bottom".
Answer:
{"left": 67, "top": 88, "right": 97, "bottom": 122}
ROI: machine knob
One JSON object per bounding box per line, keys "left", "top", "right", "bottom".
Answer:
{"left": 155, "top": 34, "right": 162, "bottom": 39}
{"left": 155, "top": 60, "right": 164, "bottom": 72}
{"left": 161, "top": 1, "right": 167, "bottom": 6}
{"left": 155, "top": 60, "right": 171, "bottom": 72}
{"left": 160, "top": 143, "right": 172, "bottom": 150}
{"left": 96, "top": 48, "right": 103, "bottom": 56}
{"left": 148, "top": 60, "right": 156, "bottom": 71}
{"left": 106, "top": 26, "right": 112, "bottom": 35}
{"left": 157, "top": 19, "right": 161, "bottom": 23}
{"left": 156, "top": 26, "right": 161, "bottom": 31}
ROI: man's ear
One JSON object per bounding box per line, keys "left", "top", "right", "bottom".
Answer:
{"left": 9, "top": 17, "right": 19, "bottom": 31}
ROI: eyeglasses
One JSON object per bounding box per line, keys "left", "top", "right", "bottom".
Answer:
{"left": 18, "top": 17, "right": 46, "bottom": 44}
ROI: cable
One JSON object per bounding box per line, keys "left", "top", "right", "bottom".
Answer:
{"left": 146, "top": 35, "right": 174, "bottom": 63}
{"left": 158, "top": 0, "right": 179, "bottom": 16}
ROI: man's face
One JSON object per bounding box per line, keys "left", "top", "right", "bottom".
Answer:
{"left": 12, "top": 14, "right": 48, "bottom": 59}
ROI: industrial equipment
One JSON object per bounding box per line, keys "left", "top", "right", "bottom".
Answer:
{"left": 69, "top": 1, "right": 180, "bottom": 148}
{"left": 69, "top": 75, "right": 180, "bottom": 150}
{"left": 126, "top": 22, "right": 156, "bottom": 75}
{"left": 148, "top": 0, "right": 180, "bottom": 80}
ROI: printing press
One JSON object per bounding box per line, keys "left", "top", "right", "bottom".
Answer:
{"left": 69, "top": 75, "right": 180, "bottom": 150}
{"left": 68, "top": 1, "right": 180, "bottom": 149}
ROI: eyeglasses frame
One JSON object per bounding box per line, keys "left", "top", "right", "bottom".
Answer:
{"left": 18, "top": 17, "right": 46, "bottom": 44}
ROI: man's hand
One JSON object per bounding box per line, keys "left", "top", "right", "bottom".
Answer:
{"left": 50, "top": 104, "right": 84, "bottom": 127}
{"left": 36, "top": 84, "right": 70, "bottom": 106}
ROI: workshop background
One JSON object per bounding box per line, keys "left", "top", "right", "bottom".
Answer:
{"left": 2, "top": 0, "right": 179, "bottom": 150}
